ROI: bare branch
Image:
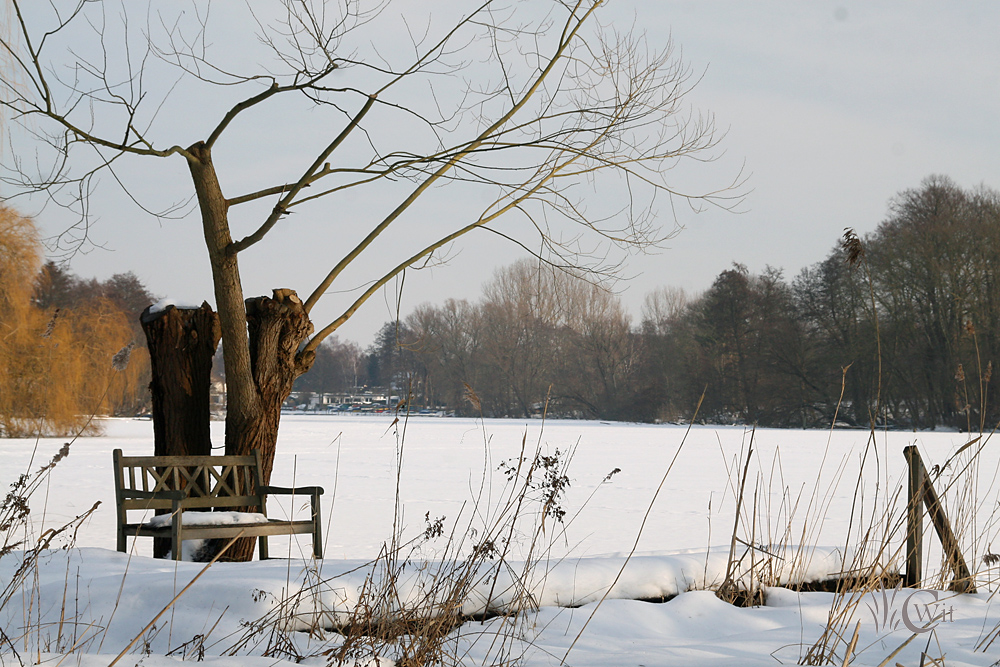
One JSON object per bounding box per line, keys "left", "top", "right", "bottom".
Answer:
{"left": 228, "top": 93, "right": 377, "bottom": 252}
{"left": 2, "top": 0, "right": 740, "bottom": 433}
{"left": 303, "top": 114, "right": 599, "bottom": 352}
{"left": 303, "top": 0, "right": 602, "bottom": 314}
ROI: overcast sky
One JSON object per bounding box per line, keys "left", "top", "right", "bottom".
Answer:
{"left": 25, "top": 1, "right": 1000, "bottom": 345}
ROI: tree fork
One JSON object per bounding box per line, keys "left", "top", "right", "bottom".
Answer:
{"left": 241, "top": 289, "right": 315, "bottom": 479}
{"left": 219, "top": 289, "right": 314, "bottom": 561}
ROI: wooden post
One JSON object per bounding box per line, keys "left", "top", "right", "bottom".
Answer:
{"left": 903, "top": 445, "right": 977, "bottom": 593}
{"left": 311, "top": 489, "right": 324, "bottom": 559}
{"left": 920, "top": 465, "right": 977, "bottom": 593}
{"left": 904, "top": 445, "right": 923, "bottom": 588}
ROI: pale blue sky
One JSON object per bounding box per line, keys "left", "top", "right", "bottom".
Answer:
{"left": 22, "top": 1, "right": 1000, "bottom": 344}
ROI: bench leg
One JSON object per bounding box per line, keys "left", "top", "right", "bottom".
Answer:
{"left": 172, "top": 531, "right": 182, "bottom": 560}
{"left": 312, "top": 492, "right": 323, "bottom": 559}
{"left": 259, "top": 536, "right": 269, "bottom": 560}
{"left": 172, "top": 502, "right": 183, "bottom": 561}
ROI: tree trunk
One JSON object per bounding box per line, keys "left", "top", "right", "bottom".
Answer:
{"left": 186, "top": 142, "right": 317, "bottom": 560}
{"left": 242, "top": 290, "right": 314, "bottom": 470}
{"left": 140, "top": 302, "right": 221, "bottom": 557}
{"left": 185, "top": 143, "right": 259, "bottom": 448}
{"left": 219, "top": 289, "right": 315, "bottom": 561}
{"left": 141, "top": 303, "right": 222, "bottom": 457}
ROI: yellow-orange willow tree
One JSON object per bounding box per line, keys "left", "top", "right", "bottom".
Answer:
{"left": 0, "top": 206, "right": 147, "bottom": 437}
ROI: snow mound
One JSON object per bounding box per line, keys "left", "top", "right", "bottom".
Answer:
{"left": 148, "top": 297, "right": 206, "bottom": 313}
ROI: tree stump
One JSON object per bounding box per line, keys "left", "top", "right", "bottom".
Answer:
{"left": 217, "top": 289, "right": 315, "bottom": 562}
{"left": 140, "top": 302, "right": 222, "bottom": 557}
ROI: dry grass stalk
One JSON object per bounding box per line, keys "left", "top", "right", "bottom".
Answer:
{"left": 841, "top": 622, "right": 859, "bottom": 666}
{"left": 1, "top": 434, "right": 102, "bottom": 661}
{"left": 200, "top": 405, "right": 594, "bottom": 666}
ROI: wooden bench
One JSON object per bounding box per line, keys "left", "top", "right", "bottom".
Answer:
{"left": 113, "top": 448, "right": 324, "bottom": 561}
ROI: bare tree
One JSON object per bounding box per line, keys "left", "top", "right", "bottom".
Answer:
{"left": 641, "top": 286, "right": 689, "bottom": 336}
{"left": 556, "top": 274, "right": 640, "bottom": 418}
{"left": 478, "top": 260, "right": 562, "bottom": 416}
{"left": 1, "top": 0, "right": 734, "bottom": 553}
{"left": 293, "top": 336, "right": 367, "bottom": 393}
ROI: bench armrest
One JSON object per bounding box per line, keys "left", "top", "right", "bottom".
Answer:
{"left": 120, "top": 489, "right": 188, "bottom": 501}
{"left": 258, "top": 485, "right": 324, "bottom": 496}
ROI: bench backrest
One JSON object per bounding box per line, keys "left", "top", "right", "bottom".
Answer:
{"left": 113, "top": 448, "right": 266, "bottom": 513}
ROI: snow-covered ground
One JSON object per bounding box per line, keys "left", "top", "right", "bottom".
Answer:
{"left": 3, "top": 416, "right": 1000, "bottom": 665}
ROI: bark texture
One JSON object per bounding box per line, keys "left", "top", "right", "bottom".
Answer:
{"left": 221, "top": 289, "right": 315, "bottom": 561}
{"left": 240, "top": 289, "right": 315, "bottom": 477}
{"left": 141, "top": 303, "right": 221, "bottom": 458}
{"left": 140, "top": 302, "right": 222, "bottom": 558}
{"left": 185, "top": 142, "right": 318, "bottom": 560}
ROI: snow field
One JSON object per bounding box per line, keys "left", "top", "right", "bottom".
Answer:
{"left": 3, "top": 416, "right": 1000, "bottom": 665}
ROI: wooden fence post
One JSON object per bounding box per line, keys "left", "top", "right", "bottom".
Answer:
{"left": 903, "top": 445, "right": 977, "bottom": 594}
{"left": 904, "top": 445, "right": 923, "bottom": 588}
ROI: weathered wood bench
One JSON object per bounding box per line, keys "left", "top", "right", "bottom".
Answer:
{"left": 113, "top": 448, "right": 324, "bottom": 561}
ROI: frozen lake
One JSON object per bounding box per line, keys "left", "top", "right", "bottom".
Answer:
{"left": 5, "top": 416, "right": 1000, "bottom": 666}
{"left": 4, "top": 415, "right": 996, "bottom": 565}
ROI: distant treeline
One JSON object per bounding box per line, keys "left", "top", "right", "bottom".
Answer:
{"left": 300, "top": 176, "right": 1000, "bottom": 429}
{"left": 0, "top": 206, "right": 154, "bottom": 436}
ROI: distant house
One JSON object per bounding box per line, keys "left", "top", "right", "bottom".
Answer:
{"left": 284, "top": 388, "right": 400, "bottom": 413}
{"left": 210, "top": 380, "right": 226, "bottom": 417}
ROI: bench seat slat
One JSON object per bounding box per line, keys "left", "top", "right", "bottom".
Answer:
{"left": 123, "top": 520, "right": 318, "bottom": 540}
